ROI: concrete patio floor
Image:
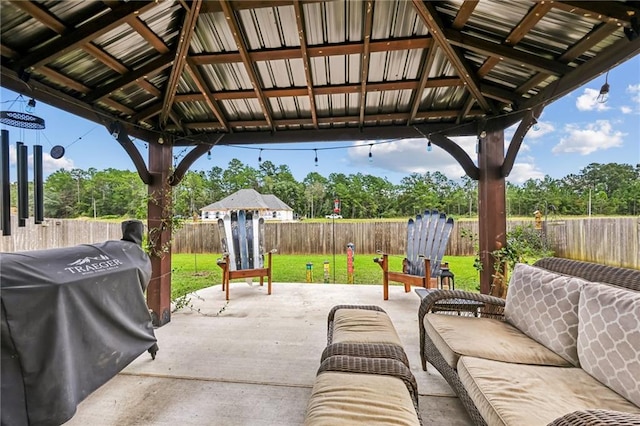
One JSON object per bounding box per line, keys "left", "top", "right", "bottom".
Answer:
{"left": 65, "top": 282, "right": 472, "bottom": 425}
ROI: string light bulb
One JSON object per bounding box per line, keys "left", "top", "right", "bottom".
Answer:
{"left": 258, "top": 148, "right": 263, "bottom": 163}
{"left": 427, "top": 140, "right": 432, "bottom": 152}
{"left": 368, "top": 144, "right": 373, "bottom": 163}
{"left": 314, "top": 149, "right": 318, "bottom": 167}
{"left": 207, "top": 150, "right": 212, "bottom": 160}
{"left": 25, "top": 98, "right": 36, "bottom": 113}
{"left": 597, "top": 71, "right": 610, "bottom": 103}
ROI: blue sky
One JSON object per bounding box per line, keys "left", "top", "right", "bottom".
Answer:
{"left": 1, "top": 55, "right": 638, "bottom": 185}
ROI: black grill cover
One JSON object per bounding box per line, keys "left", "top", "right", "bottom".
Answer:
{"left": 1, "top": 221, "right": 157, "bottom": 426}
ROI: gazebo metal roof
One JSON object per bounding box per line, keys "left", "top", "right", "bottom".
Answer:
{"left": 2, "top": 1, "right": 638, "bottom": 146}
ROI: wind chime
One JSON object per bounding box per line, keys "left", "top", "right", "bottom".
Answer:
{"left": 0, "top": 96, "right": 46, "bottom": 236}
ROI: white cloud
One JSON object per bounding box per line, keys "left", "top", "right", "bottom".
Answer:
{"left": 576, "top": 88, "right": 610, "bottom": 112}
{"left": 621, "top": 84, "right": 640, "bottom": 114}
{"left": 552, "top": 120, "right": 625, "bottom": 155}
{"left": 506, "top": 158, "right": 545, "bottom": 184}
{"left": 348, "top": 136, "right": 477, "bottom": 179}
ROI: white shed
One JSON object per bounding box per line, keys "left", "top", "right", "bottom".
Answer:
{"left": 200, "top": 189, "right": 294, "bottom": 221}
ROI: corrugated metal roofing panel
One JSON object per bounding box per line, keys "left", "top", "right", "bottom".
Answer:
{"left": 221, "top": 98, "right": 264, "bottom": 121}
{"left": 192, "top": 13, "right": 232, "bottom": 54}
{"left": 0, "top": 3, "right": 53, "bottom": 52}
{"left": 372, "top": 0, "right": 428, "bottom": 39}
{"left": 95, "top": 25, "right": 159, "bottom": 70}
{"left": 303, "top": 1, "right": 363, "bottom": 45}
{"left": 174, "top": 101, "right": 212, "bottom": 123}
{"left": 255, "top": 58, "right": 306, "bottom": 89}
{"left": 238, "top": 5, "right": 299, "bottom": 50}
{"left": 50, "top": 50, "right": 117, "bottom": 89}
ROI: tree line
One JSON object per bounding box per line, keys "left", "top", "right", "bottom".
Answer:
{"left": 25, "top": 160, "right": 640, "bottom": 219}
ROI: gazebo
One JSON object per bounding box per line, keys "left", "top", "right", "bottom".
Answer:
{"left": 1, "top": 0, "right": 638, "bottom": 326}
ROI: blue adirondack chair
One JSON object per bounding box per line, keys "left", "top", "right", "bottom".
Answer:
{"left": 216, "top": 210, "right": 276, "bottom": 300}
{"left": 374, "top": 209, "right": 454, "bottom": 300}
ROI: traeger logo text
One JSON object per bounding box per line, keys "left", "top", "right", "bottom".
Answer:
{"left": 65, "top": 254, "right": 124, "bottom": 275}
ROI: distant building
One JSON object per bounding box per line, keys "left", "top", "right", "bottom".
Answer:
{"left": 200, "top": 189, "right": 294, "bottom": 221}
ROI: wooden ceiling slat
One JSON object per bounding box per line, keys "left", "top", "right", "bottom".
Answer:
{"left": 186, "top": 60, "right": 229, "bottom": 131}
{"left": 553, "top": 1, "right": 640, "bottom": 24}
{"left": 100, "top": 98, "right": 136, "bottom": 116}
{"left": 160, "top": 0, "right": 201, "bottom": 126}
{"left": 412, "top": 0, "right": 492, "bottom": 112}
{"left": 505, "top": 2, "right": 553, "bottom": 45}
{"left": 451, "top": 1, "right": 478, "bottom": 30}
{"left": 85, "top": 52, "right": 174, "bottom": 103}
{"left": 409, "top": 45, "right": 438, "bottom": 124}
{"left": 131, "top": 102, "right": 163, "bottom": 123}
{"left": 516, "top": 22, "right": 620, "bottom": 95}
{"left": 190, "top": 37, "right": 432, "bottom": 65}
{"left": 127, "top": 16, "right": 171, "bottom": 54}
{"left": 359, "top": 1, "right": 375, "bottom": 126}
{"left": 19, "top": 1, "right": 160, "bottom": 70}
{"left": 293, "top": 0, "right": 318, "bottom": 128}
{"left": 0, "top": 44, "right": 17, "bottom": 59}
{"left": 9, "top": 0, "right": 66, "bottom": 34}
{"left": 82, "top": 43, "right": 129, "bottom": 74}
{"left": 219, "top": 0, "right": 274, "bottom": 130}
{"left": 444, "top": 29, "right": 572, "bottom": 76}
{"left": 37, "top": 66, "right": 90, "bottom": 94}
{"left": 138, "top": 80, "right": 162, "bottom": 98}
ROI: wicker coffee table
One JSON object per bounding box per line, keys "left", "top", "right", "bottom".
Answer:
{"left": 415, "top": 288, "right": 484, "bottom": 316}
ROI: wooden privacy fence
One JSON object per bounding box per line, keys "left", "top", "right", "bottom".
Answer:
{"left": 2, "top": 217, "right": 638, "bottom": 269}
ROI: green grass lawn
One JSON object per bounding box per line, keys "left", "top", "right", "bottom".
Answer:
{"left": 170, "top": 253, "right": 481, "bottom": 300}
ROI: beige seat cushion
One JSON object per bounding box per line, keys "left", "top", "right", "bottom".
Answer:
{"left": 332, "top": 309, "right": 402, "bottom": 346}
{"left": 304, "top": 371, "right": 420, "bottom": 426}
{"left": 458, "top": 356, "right": 640, "bottom": 426}
{"left": 424, "top": 314, "right": 571, "bottom": 369}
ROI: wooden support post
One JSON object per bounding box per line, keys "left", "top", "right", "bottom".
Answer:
{"left": 147, "top": 142, "right": 173, "bottom": 327}
{"left": 478, "top": 130, "right": 507, "bottom": 294}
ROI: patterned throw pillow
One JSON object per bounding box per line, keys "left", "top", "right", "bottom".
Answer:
{"left": 578, "top": 283, "right": 640, "bottom": 407}
{"left": 505, "top": 263, "right": 586, "bottom": 366}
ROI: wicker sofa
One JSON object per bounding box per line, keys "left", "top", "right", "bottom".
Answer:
{"left": 418, "top": 257, "right": 640, "bottom": 426}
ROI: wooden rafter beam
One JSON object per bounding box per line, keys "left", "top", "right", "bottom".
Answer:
{"left": 138, "top": 80, "right": 162, "bottom": 98}
{"left": 131, "top": 102, "right": 163, "bottom": 123}
{"left": 170, "top": 78, "right": 464, "bottom": 103}
{"left": 293, "top": 0, "right": 318, "bottom": 128}
{"left": 476, "top": 2, "right": 553, "bottom": 79}
{"left": 0, "top": 63, "right": 158, "bottom": 143}
{"left": 457, "top": 95, "right": 475, "bottom": 124}
{"left": 160, "top": 0, "right": 201, "bottom": 127}
{"left": 554, "top": 1, "right": 640, "bottom": 25}
{"left": 9, "top": 0, "right": 66, "bottom": 33}
{"left": 171, "top": 108, "right": 484, "bottom": 132}
{"left": 100, "top": 98, "right": 136, "bottom": 116}
{"left": 10, "top": 0, "right": 131, "bottom": 76}
{"left": 18, "top": 1, "right": 158, "bottom": 70}
{"left": 200, "top": 0, "right": 324, "bottom": 14}
{"left": 190, "top": 37, "right": 432, "bottom": 65}
{"left": 451, "top": 0, "right": 478, "bottom": 30}
{"left": 36, "top": 66, "right": 90, "bottom": 94}
{"left": 127, "top": 16, "right": 170, "bottom": 54}
{"left": 186, "top": 59, "right": 229, "bottom": 131}
{"left": 520, "top": 34, "right": 640, "bottom": 110}
{"left": 219, "top": 0, "right": 274, "bottom": 130}
{"left": 516, "top": 22, "right": 620, "bottom": 95}
{"left": 444, "top": 28, "right": 572, "bottom": 76}
{"left": 409, "top": 45, "right": 438, "bottom": 124}
{"left": 359, "top": 1, "right": 374, "bottom": 127}
{"left": 412, "top": 0, "right": 492, "bottom": 112}
{"left": 85, "top": 52, "right": 174, "bottom": 103}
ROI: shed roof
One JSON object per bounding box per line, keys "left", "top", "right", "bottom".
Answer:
{"left": 202, "top": 189, "right": 293, "bottom": 211}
